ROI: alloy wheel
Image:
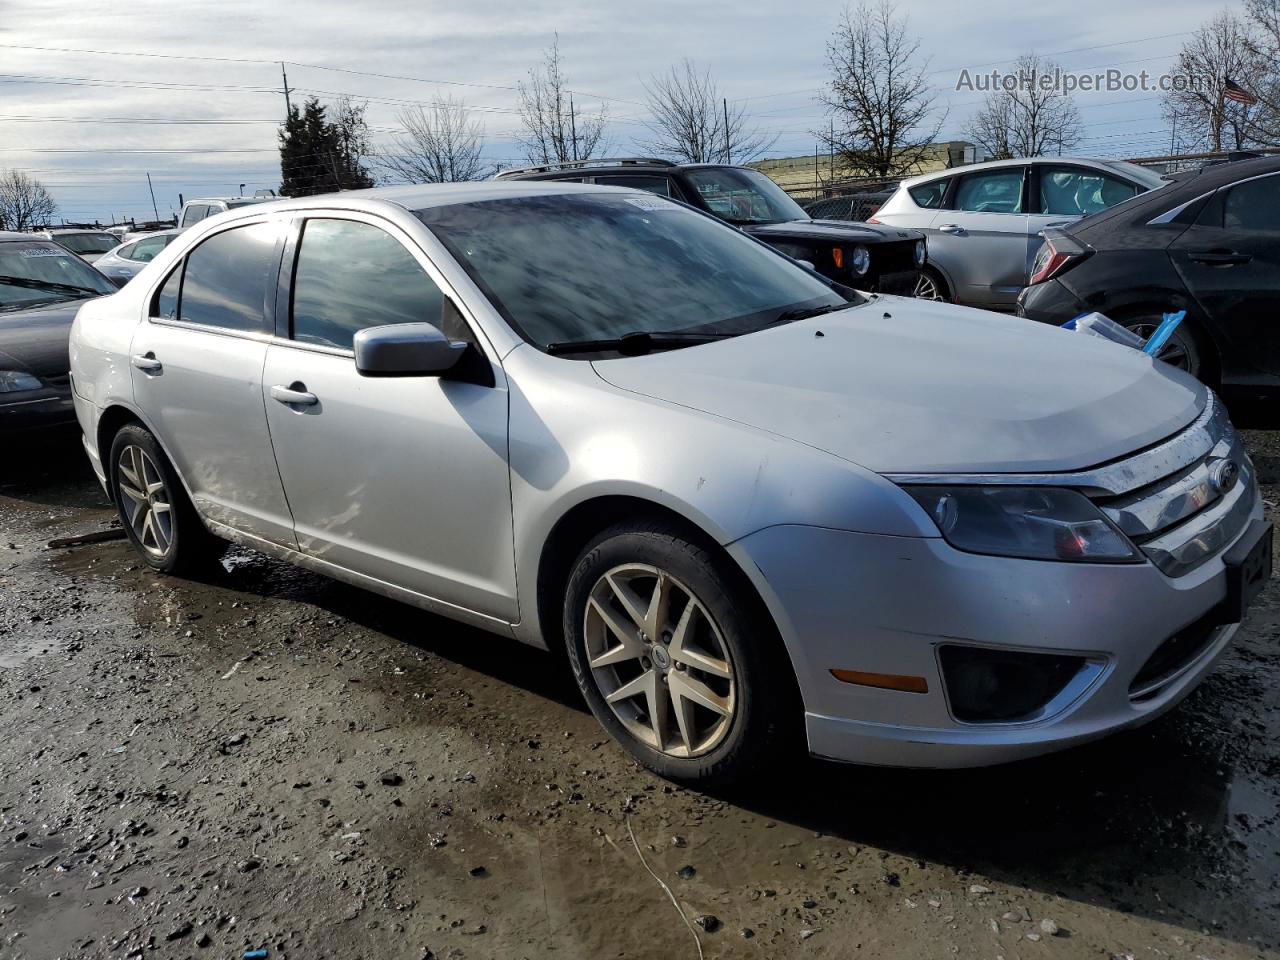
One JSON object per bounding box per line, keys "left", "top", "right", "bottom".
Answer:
{"left": 914, "top": 272, "right": 944, "bottom": 300}
{"left": 583, "top": 564, "right": 736, "bottom": 758}
{"left": 1124, "top": 320, "right": 1192, "bottom": 371}
{"left": 116, "top": 445, "right": 173, "bottom": 558}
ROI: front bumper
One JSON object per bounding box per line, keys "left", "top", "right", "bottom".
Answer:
{"left": 0, "top": 386, "right": 76, "bottom": 433}
{"left": 729, "top": 489, "right": 1264, "bottom": 768}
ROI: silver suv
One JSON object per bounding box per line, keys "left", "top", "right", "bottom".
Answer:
{"left": 873, "top": 157, "right": 1165, "bottom": 308}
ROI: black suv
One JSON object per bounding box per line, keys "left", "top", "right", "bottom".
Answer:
{"left": 497, "top": 159, "right": 927, "bottom": 295}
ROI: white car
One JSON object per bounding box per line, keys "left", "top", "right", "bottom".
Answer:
{"left": 872, "top": 158, "right": 1166, "bottom": 308}
{"left": 68, "top": 182, "right": 1267, "bottom": 783}
{"left": 177, "top": 196, "right": 275, "bottom": 230}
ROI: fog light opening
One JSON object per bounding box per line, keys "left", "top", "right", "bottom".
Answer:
{"left": 939, "top": 646, "right": 1088, "bottom": 723}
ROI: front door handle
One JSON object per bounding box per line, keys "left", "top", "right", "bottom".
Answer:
{"left": 1190, "top": 250, "right": 1252, "bottom": 266}
{"left": 270, "top": 383, "right": 319, "bottom": 407}
{"left": 131, "top": 353, "right": 162, "bottom": 374}
{"left": 938, "top": 223, "right": 964, "bottom": 234}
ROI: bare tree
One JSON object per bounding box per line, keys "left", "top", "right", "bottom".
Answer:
{"left": 1163, "top": 10, "right": 1265, "bottom": 152}
{"left": 642, "top": 59, "right": 776, "bottom": 164}
{"left": 382, "top": 98, "right": 488, "bottom": 183}
{"left": 966, "top": 54, "right": 1081, "bottom": 159}
{"left": 0, "top": 169, "right": 57, "bottom": 230}
{"left": 331, "top": 96, "right": 375, "bottom": 187}
{"left": 817, "top": 0, "right": 944, "bottom": 178}
{"left": 517, "top": 36, "right": 608, "bottom": 165}
{"left": 1240, "top": 0, "right": 1280, "bottom": 142}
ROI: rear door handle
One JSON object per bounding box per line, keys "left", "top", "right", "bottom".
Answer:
{"left": 938, "top": 223, "right": 963, "bottom": 234}
{"left": 131, "top": 353, "right": 162, "bottom": 374}
{"left": 1190, "top": 250, "right": 1252, "bottom": 266}
{"left": 270, "top": 383, "right": 319, "bottom": 407}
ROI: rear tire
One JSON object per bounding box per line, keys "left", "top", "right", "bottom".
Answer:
{"left": 563, "top": 519, "right": 801, "bottom": 786}
{"left": 1117, "top": 312, "right": 1205, "bottom": 381}
{"left": 108, "top": 423, "right": 220, "bottom": 575}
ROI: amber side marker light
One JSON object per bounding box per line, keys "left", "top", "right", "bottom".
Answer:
{"left": 830, "top": 669, "right": 929, "bottom": 694}
{"left": 832, "top": 247, "right": 844, "bottom": 269}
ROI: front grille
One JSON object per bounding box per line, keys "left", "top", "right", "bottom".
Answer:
{"left": 1094, "top": 396, "right": 1255, "bottom": 577}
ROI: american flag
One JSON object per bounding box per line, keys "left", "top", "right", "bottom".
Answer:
{"left": 1224, "top": 77, "right": 1259, "bottom": 105}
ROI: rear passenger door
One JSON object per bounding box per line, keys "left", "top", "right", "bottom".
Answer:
{"left": 261, "top": 213, "right": 517, "bottom": 622}
{"left": 129, "top": 217, "right": 296, "bottom": 546}
{"left": 927, "top": 166, "right": 1030, "bottom": 308}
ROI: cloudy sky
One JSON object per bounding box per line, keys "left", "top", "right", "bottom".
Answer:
{"left": 0, "top": 0, "right": 1224, "bottom": 223}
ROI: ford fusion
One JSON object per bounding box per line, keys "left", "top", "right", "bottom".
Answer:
{"left": 68, "top": 183, "right": 1269, "bottom": 783}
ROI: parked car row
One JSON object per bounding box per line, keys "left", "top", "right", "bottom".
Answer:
{"left": 56, "top": 179, "right": 1269, "bottom": 785}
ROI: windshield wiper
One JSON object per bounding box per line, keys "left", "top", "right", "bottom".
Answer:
{"left": 0, "top": 275, "right": 102, "bottom": 297}
{"left": 770, "top": 303, "right": 848, "bottom": 326}
{"left": 546, "top": 330, "right": 731, "bottom": 356}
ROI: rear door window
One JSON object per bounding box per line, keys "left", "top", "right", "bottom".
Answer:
{"left": 174, "top": 222, "right": 282, "bottom": 333}
{"left": 1222, "top": 174, "right": 1280, "bottom": 231}
{"left": 181, "top": 204, "right": 210, "bottom": 227}
{"left": 290, "top": 218, "right": 447, "bottom": 351}
{"left": 954, "top": 169, "right": 1025, "bottom": 213}
{"left": 908, "top": 180, "right": 949, "bottom": 209}
{"left": 130, "top": 236, "right": 169, "bottom": 262}
{"left": 1037, "top": 166, "right": 1140, "bottom": 216}
{"left": 592, "top": 176, "right": 673, "bottom": 196}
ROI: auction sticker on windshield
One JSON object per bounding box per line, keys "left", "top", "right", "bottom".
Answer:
{"left": 623, "top": 196, "right": 677, "bottom": 212}
{"left": 18, "top": 247, "right": 67, "bottom": 258}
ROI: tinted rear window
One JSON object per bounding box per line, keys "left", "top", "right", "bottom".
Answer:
{"left": 177, "top": 222, "right": 281, "bottom": 333}
{"left": 908, "top": 180, "right": 948, "bottom": 209}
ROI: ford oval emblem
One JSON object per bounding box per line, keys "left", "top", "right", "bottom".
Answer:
{"left": 1209, "top": 459, "right": 1240, "bottom": 495}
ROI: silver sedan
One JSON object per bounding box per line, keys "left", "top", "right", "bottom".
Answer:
{"left": 92, "top": 229, "right": 183, "bottom": 287}
{"left": 68, "top": 183, "right": 1267, "bottom": 783}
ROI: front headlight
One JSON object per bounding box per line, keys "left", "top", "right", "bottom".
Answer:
{"left": 850, "top": 245, "right": 870, "bottom": 276}
{"left": 0, "top": 370, "right": 42, "bottom": 393}
{"left": 914, "top": 240, "right": 927, "bottom": 267}
{"left": 904, "top": 486, "right": 1139, "bottom": 562}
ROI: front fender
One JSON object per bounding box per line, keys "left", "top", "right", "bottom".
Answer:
{"left": 503, "top": 346, "right": 936, "bottom": 645}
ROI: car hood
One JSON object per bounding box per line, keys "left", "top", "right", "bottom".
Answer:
{"left": 591, "top": 300, "right": 1206, "bottom": 475}
{"left": 744, "top": 219, "right": 921, "bottom": 244}
{"left": 0, "top": 299, "right": 86, "bottom": 378}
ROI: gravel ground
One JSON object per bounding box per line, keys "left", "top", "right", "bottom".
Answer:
{"left": 2, "top": 411, "right": 1279, "bottom": 960}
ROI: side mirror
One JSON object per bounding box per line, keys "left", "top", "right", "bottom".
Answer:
{"left": 353, "top": 323, "right": 468, "bottom": 378}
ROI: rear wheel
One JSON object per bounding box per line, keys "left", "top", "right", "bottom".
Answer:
{"left": 563, "top": 520, "right": 800, "bottom": 785}
{"left": 1117, "top": 313, "right": 1203, "bottom": 380}
{"left": 109, "top": 423, "right": 219, "bottom": 574}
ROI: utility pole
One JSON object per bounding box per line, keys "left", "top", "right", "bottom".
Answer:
{"left": 829, "top": 119, "right": 835, "bottom": 182}
{"left": 569, "top": 95, "right": 579, "bottom": 162}
{"left": 723, "top": 98, "right": 731, "bottom": 164}
{"left": 281, "top": 62, "right": 293, "bottom": 118}
{"left": 146, "top": 173, "right": 160, "bottom": 223}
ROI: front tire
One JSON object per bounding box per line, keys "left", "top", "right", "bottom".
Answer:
{"left": 913, "top": 266, "right": 950, "bottom": 302}
{"left": 563, "top": 520, "right": 800, "bottom": 785}
{"left": 108, "top": 423, "right": 218, "bottom": 574}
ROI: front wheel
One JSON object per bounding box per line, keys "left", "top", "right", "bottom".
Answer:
{"left": 563, "top": 520, "right": 800, "bottom": 785}
{"left": 109, "top": 423, "right": 220, "bottom": 574}
{"left": 913, "top": 266, "right": 950, "bottom": 302}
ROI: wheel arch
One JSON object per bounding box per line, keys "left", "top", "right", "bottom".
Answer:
{"left": 1104, "top": 298, "right": 1221, "bottom": 385}
{"left": 95, "top": 402, "right": 201, "bottom": 506}
{"left": 533, "top": 495, "right": 786, "bottom": 661}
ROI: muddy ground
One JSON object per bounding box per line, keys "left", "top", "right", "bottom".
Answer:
{"left": 2, "top": 408, "right": 1280, "bottom": 960}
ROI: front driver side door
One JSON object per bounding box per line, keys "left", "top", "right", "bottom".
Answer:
{"left": 261, "top": 214, "right": 517, "bottom": 623}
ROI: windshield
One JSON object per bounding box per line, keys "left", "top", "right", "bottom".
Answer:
{"left": 53, "top": 232, "right": 120, "bottom": 255}
{"left": 683, "top": 167, "right": 810, "bottom": 224}
{"left": 0, "top": 241, "right": 116, "bottom": 310}
{"left": 418, "top": 193, "right": 849, "bottom": 352}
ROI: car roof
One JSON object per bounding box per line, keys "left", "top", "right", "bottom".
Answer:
{"left": 248, "top": 180, "right": 643, "bottom": 213}
{"left": 184, "top": 196, "right": 274, "bottom": 204}
{"left": 43, "top": 228, "right": 115, "bottom": 235}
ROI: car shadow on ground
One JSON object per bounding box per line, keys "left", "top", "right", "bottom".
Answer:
{"left": 184, "top": 547, "right": 1278, "bottom": 949}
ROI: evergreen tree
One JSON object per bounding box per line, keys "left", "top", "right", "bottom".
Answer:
{"left": 279, "top": 97, "right": 375, "bottom": 197}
